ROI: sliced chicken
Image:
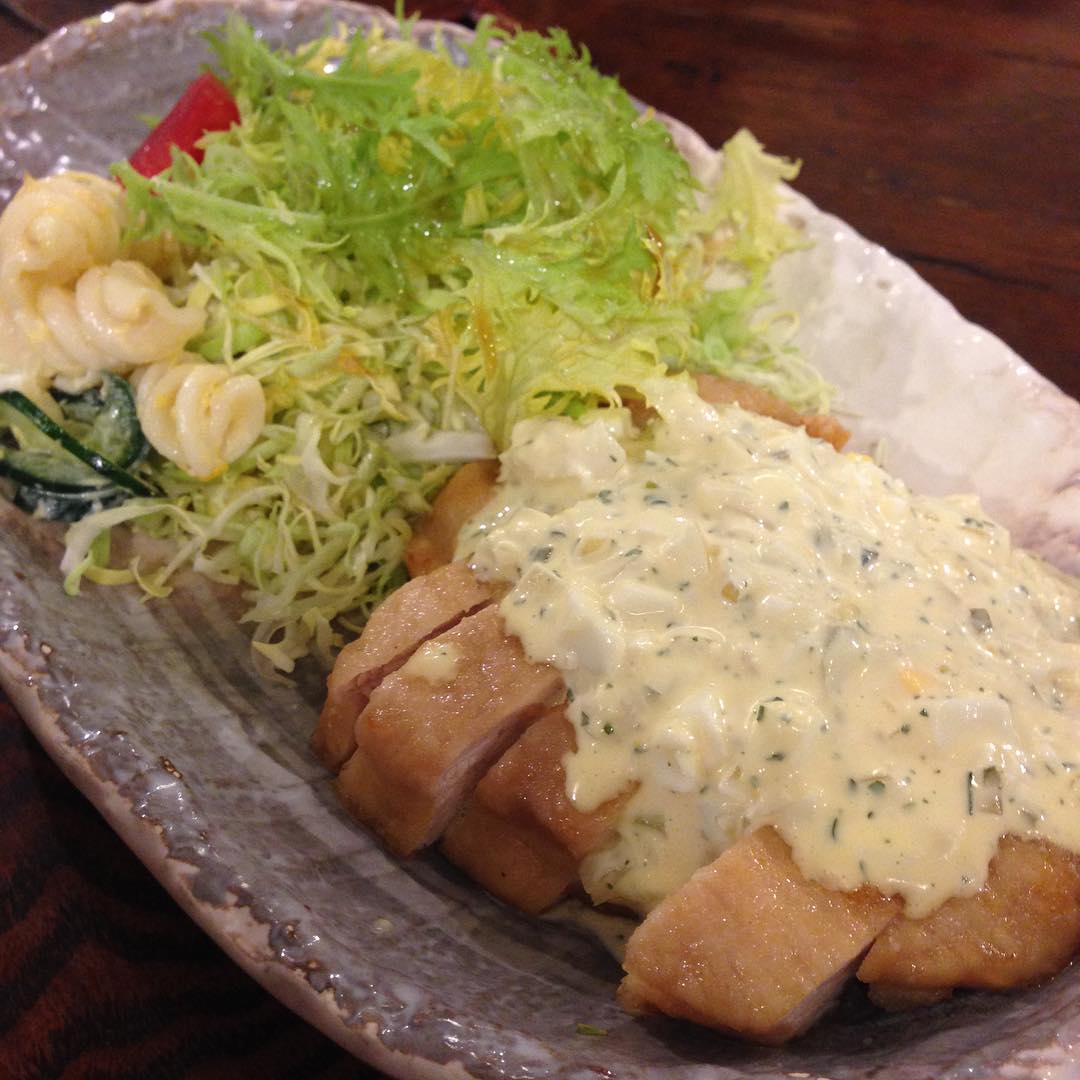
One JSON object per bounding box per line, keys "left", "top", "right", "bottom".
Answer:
{"left": 406, "top": 459, "right": 500, "bottom": 577}
{"left": 857, "top": 836, "right": 1080, "bottom": 994}
{"left": 313, "top": 561, "right": 496, "bottom": 771}
{"left": 693, "top": 373, "right": 850, "bottom": 450}
{"left": 336, "top": 604, "right": 564, "bottom": 857}
{"left": 618, "top": 826, "right": 899, "bottom": 1044}
{"left": 440, "top": 708, "right": 634, "bottom": 914}
{"left": 441, "top": 783, "right": 579, "bottom": 916}
{"left": 622, "top": 374, "right": 848, "bottom": 450}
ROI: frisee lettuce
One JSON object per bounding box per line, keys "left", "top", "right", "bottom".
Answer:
{"left": 63, "top": 13, "right": 825, "bottom": 671}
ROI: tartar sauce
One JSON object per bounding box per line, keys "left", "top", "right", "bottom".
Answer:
{"left": 457, "top": 377, "right": 1080, "bottom": 917}
{"left": 399, "top": 639, "right": 462, "bottom": 683}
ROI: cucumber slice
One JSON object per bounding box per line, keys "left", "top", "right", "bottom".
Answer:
{"left": 0, "top": 389, "right": 157, "bottom": 497}
{"left": 0, "top": 395, "right": 62, "bottom": 455}
{"left": 0, "top": 447, "right": 110, "bottom": 492}
{"left": 53, "top": 373, "right": 148, "bottom": 468}
{"left": 14, "top": 483, "right": 126, "bottom": 522}
{"left": 50, "top": 387, "right": 104, "bottom": 425}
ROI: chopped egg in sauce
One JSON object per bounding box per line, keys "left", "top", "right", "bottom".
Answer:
{"left": 457, "top": 377, "right": 1080, "bottom": 918}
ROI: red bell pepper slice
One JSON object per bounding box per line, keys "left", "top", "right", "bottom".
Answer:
{"left": 128, "top": 72, "right": 240, "bottom": 178}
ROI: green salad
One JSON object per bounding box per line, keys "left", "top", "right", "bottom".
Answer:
{"left": 29, "top": 13, "right": 822, "bottom": 671}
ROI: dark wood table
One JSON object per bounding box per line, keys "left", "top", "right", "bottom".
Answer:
{"left": 1, "top": 1, "right": 1077, "bottom": 1076}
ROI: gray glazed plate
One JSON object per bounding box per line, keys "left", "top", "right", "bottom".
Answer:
{"left": 1, "top": 3, "right": 1079, "bottom": 1077}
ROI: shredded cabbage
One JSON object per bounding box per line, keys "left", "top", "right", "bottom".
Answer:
{"left": 63, "top": 13, "right": 825, "bottom": 671}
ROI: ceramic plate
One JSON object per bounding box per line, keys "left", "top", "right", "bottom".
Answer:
{"left": 1, "top": 3, "right": 1078, "bottom": 1077}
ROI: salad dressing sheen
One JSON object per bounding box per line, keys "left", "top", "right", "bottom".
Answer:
{"left": 457, "top": 378, "right": 1080, "bottom": 917}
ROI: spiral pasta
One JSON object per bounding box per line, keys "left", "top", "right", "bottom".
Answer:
{"left": 0, "top": 173, "right": 205, "bottom": 396}
{"left": 132, "top": 360, "right": 266, "bottom": 480}
{"left": 37, "top": 261, "right": 205, "bottom": 380}
{"left": 0, "top": 172, "right": 123, "bottom": 296}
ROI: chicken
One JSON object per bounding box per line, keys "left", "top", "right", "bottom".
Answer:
{"left": 440, "top": 708, "right": 634, "bottom": 914}
{"left": 313, "top": 560, "right": 495, "bottom": 771}
{"left": 693, "top": 373, "right": 849, "bottom": 451}
{"left": 336, "top": 604, "right": 565, "bottom": 856}
{"left": 406, "top": 459, "right": 500, "bottom": 578}
{"left": 618, "top": 827, "right": 900, "bottom": 1044}
{"left": 857, "top": 836, "right": 1080, "bottom": 995}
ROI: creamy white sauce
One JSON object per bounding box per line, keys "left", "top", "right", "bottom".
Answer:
{"left": 399, "top": 639, "right": 462, "bottom": 682}
{"left": 457, "top": 377, "right": 1080, "bottom": 917}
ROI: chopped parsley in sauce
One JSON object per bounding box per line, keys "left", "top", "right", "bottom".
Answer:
{"left": 459, "top": 378, "right": 1080, "bottom": 916}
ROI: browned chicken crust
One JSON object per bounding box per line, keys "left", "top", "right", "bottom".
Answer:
{"left": 857, "top": 836, "right": 1080, "bottom": 993}
{"left": 619, "top": 827, "right": 900, "bottom": 1044}
{"left": 336, "top": 604, "right": 564, "bottom": 856}
{"left": 314, "top": 560, "right": 495, "bottom": 771}
{"left": 693, "top": 373, "right": 849, "bottom": 451}
{"left": 441, "top": 708, "right": 634, "bottom": 914}
{"left": 406, "top": 459, "right": 500, "bottom": 578}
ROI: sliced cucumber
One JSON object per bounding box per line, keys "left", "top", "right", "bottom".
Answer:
{"left": 14, "top": 483, "right": 127, "bottom": 522}
{"left": 50, "top": 386, "right": 105, "bottom": 425}
{"left": 1, "top": 375, "right": 160, "bottom": 522}
{"left": 0, "top": 395, "right": 61, "bottom": 455}
{"left": 52, "top": 373, "right": 148, "bottom": 469}
{"left": 0, "top": 447, "right": 110, "bottom": 492}
{"left": 0, "top": 388, "right": 157, "bottom": 497}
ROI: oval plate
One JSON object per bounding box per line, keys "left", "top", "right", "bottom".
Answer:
{"left": 2, "top": 3, "right": 1078, "bottom": 1077}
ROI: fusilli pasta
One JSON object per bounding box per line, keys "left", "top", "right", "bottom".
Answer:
{"left": 132, "top": 360, "right": 266, "bottom": 480}
{"left": 0, "top": 173, "right": 204, "bottom": 396}
{"left": 37, "top": 261, "right": 205, "bottom": 381}
{"left": 0, "top": 172, "right": 123, "bottom": 296}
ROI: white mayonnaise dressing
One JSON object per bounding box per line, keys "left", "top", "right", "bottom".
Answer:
{"left": 457, "top": 377, "right": 1080, "bottom": 917}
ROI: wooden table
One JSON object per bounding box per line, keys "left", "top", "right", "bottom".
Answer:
{"left": 1, "top": 1, "right": 1077, "bottom": 1075}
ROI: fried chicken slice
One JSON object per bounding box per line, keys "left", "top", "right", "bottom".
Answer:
{"left": 314, "top": 561, "right": 496, "bottom": 771}
{"left": 336, "top": 604, "right": 564, "bottom": 857}
{"left": 404, "top": 378, "right": 847, "bottom": 582}
{"left": 857, "top": 836, "right": 1080, "bottom": 995}
{"left": 618, "top": 827, "right": 899, "bottom": 1044}
{"left": 406, "top": 459, "right": 500, "bottom": 578}
{"left": 315, "top": 561, "right": 494, "bottom": 773}
{"left": 440, "top": 708, "right": 634, "bottom": 914}
{"left": 693, "top": 373, "right": 850, "bottom": 450}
